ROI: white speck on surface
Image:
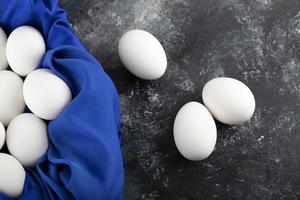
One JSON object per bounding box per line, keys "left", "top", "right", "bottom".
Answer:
{"left": 257, "top": 136, "right": 265, "bottom": 143}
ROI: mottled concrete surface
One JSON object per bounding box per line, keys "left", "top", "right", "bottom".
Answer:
{"left": 59, "top": 0, "right": 300, "bottom": 199}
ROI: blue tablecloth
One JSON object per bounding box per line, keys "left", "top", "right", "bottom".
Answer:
{"left": 0, "top": 0, "right": 124, "bottom": 199}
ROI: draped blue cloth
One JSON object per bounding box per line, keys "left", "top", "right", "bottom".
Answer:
{"left": 0, "top": 0, "right": 124, "bottom": 199}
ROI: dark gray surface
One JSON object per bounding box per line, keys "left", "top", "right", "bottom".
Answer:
{"left": 59, "top": 0, "right": 300, "bottom": 199}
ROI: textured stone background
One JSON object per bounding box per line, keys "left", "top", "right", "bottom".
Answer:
{"left": 60, "top": 0, "right": 300, "bottom": 199}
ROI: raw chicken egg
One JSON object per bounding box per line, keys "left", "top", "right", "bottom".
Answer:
{"left": 0, "top": 153, "right": 25, "bottom": 197}
{"left": 173, "top": 102, "right": 217, "bottom": 161}
{"left": 202, "top": 77, "right": 255, "bottom": 125}
{"left": 118, "top": 30, "right": 167, "bottom": 80}
{"left": 6, "top": 26, "right": 46, "bottom": 76}
{"left": 23, "top": 69, "right": 72, "bottom": 120}
{"left": 7, "top": 113, "right": 49, "bottom": 167}
{"left": 0, "top": 27, "right": 8, "bottom": 70}
{"left": 0, "top": 70, "right": 25, "bottom": 126}
{"left": 0, "top": 122, "right": 5, "bottom": 150}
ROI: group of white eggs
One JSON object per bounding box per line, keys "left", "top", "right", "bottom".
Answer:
{"left": 118, "top": 30, "right": 256, "bottom": 161}
{"left": 0, "top": 26, "right": 71, "bottom": 197}
{"left": 0, "top": 26, "right": 256, "bottom": 197}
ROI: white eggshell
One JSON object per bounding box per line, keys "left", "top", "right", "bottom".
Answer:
{"left": 7, "top": 113, "right": 49, "bottom": 167}
{"left": 0, "top": 153, "right": 25, "bottom": 197}
{"left": 0, "top": 122, "right": 5, "bottom": 150}
{"left": 0, "top": 27, "right": 8, "bottom": 70}
{"left": 173, "top": 102, "right": 217, "bottom": 161}
{"left": 0, "top": 70, "right": 25, "bottom": 126}
{"left": 202, "top": 77, "right": 255, "bottom": 125}
{"left": 6, "top": 26, "right": 46, "bottom": 76}
{"left": 23, "top": 69, "right": 72, "bottom": 120}
{"left": 118, "top": 30, "right": 167, "bottom": 80}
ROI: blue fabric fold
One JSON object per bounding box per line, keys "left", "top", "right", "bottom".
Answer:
{"left": 0, "top": 0, "right": 124, "bottom": 199}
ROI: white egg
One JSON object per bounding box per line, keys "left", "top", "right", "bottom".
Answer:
{"left": 118, "top": 30, "right": 167, "bottom": 80}
{"left": 0, "top": 153, "right": 25, "bottom": 197}
{"left": 0, "top": 70, "right": 25, "bottom": 126}
{"left": 7, "top": 113, "right": 49, "bottom": 167}
{"left": 202, "top": 77, "right": 255, "bottom": 125}
{"left": 23, "top": 69, "right": 72, "bottom": 120}
{"left": 0, "top": 27, "right": 8, "bottom": 70}
{"left": 6, "top": 26, "right": 46, "bottom": 76}
{"left": 0, "top": 122, "right": 5, "bottom": 150}
{"left": 173, "top": 102, "right": 217, "bottom": 161}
